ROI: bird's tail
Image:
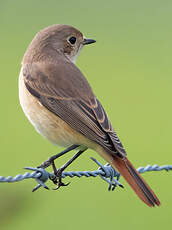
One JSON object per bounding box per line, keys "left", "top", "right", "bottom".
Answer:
{"left": 111, "top": 156, "right": 160, "bottom": 207}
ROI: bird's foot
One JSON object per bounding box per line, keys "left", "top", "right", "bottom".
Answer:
{"left": 51, "top": 167, "right": 70, "bottom": 190}
{"left": 49, "top": 161, "right": 70, "bottom": 189}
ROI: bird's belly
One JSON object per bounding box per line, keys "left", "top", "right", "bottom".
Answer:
{"left": 18, "top": 70, "right": 96, "bottom": 149}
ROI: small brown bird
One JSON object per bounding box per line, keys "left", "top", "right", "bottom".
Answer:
{"left": 19, "top": 24, "right": 160, "bottom": 207}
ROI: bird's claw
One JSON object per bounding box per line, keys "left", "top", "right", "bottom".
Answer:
{"left": 49, "top": 168, "right": 70, "bottom": 190}
{"left": 108, "top": 183, "right": 117, "bottom": 191}
{"left": 53, "top": 181, "right": 70, "bottom": 190}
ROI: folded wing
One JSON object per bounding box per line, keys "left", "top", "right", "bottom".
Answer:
{"left": 23, "top": 61, "right": 126, "bottom": 157}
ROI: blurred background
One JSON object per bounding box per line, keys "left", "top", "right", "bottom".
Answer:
{"left": 0, "top": 0, "right": 172, "bottom": 229}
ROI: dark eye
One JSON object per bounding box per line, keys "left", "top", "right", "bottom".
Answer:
{"left": 68, "top": 36, "right": 76, "bottom": 45}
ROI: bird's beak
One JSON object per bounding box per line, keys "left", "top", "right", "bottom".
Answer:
{"left": 83, "top": 38, "right": 96, "bottom": 45}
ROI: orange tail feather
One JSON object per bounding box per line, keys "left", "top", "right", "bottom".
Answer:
{"left": 112, "top": 156, "right": 160, "bottom": 207}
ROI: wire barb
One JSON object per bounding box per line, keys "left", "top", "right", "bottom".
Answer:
{"left": 0, "top": 159, "right": 171, "bottom": 192}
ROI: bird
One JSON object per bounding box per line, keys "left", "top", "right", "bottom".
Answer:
{"left": 19, "top": 24, "right": 160, "bottom": 207}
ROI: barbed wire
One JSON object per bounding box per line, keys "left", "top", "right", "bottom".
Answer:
{"left": 0, "top": 157, "right": 171, "bottom": 192}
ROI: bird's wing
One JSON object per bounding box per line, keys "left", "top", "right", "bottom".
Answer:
{"left": 22, "top": 61, "right": 126, "bottom": 157}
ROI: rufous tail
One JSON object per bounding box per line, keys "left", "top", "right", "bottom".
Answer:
{"left": 112, "top": 156, "right": 160, "bottom": 207}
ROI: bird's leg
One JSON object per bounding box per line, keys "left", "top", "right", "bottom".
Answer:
{"left": 53, "top": 149, "right": 86, "bottom": 189}
{"left": 38, "top": 145, "right": 79, "bottom": 169}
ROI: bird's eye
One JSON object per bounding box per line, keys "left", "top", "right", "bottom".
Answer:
{"left": 68, "top": 36, "right": 76, "bottom": 45}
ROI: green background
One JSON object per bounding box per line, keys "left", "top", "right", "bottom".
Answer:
{"left": 0, "top": 0, "right": 172, "bottom": 229}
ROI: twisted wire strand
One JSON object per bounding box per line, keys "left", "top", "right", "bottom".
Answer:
{"left": 0, "top": 158, "right": 171, "bottom": 192}
{"left": 0, "top": 172, "right": 41, "bottom": 182}
{"left": 137, "top": 164, "right": 172, "bottom": 173}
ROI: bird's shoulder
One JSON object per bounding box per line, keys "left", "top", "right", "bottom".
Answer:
{"left": 22, "top": 59, "right": 94, "bottom": 100}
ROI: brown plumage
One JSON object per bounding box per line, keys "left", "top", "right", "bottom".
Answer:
{"left": 112, "top": 157, "right": 160, "bottom": 206}
{"left": 19, "top": 24, "right": 160, "bottom": 207}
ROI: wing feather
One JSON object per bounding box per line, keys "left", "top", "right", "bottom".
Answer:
{"left": 23, "top": 62, "right": 126, "bottom": 157}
